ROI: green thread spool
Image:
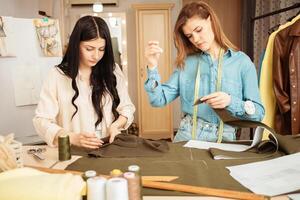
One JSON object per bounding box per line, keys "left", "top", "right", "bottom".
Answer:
{"left": 58, "top": 134, "right": 71, "bottom": 161}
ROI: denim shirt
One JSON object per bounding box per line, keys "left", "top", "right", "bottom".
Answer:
{"left": 144, "top": 49, "right": 265, "bottom": 129}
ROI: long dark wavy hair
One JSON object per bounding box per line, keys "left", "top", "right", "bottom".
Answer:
{"left": 57, "top": 16, "right": 120, "bottom": 127}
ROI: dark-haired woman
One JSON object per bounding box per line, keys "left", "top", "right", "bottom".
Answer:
{"left": 144, "top": 1, "right": 264, "bottom": 142}
{"left": 33, "top": 16, "right": 135, "bottom": 149}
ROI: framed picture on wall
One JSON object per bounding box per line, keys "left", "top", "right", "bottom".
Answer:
{"left": 0, "top": 16, "right": 16, "bottom": 57}
{"left": 33, "top": 18, "right": 62, "bottom": 57}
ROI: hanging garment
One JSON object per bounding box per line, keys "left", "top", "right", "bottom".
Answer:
{"left": 273, "top": 17, "right": 300, "bottom": 135}
{"left": 88, "top": 133, "right": 169, "bottom": 158}
{"left": 259, "top": 14, "right": 300, "bottom": 138}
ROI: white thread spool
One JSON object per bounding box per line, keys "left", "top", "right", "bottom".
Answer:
{"left": 106, "top": 177, "right": 129, "bottom": 200}
{"left": 87, "top": 176, "right": 107, "bottom": 200}
{"left": 83, "top": 170, "right": 97, "bottom": 181}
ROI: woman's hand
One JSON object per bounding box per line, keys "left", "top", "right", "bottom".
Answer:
{"left": 107, "top": 124, "right": 121, "bottom": 143}
{"left": 201, "top": 92, "right": 231, "bottom": 109}
{"left": 145, "top": 41, "right": 163, "bottom": 69}
{"left": 69, "top": 132, "right": 103, "bottom": 149}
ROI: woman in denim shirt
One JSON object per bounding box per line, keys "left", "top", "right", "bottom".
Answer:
{"left": 144, "top": 1, "right": 265, "bottom": 142}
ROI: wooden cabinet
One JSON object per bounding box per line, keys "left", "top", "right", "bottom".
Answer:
{"left": 133, "top": 4, "right": 174, "bottom": 139}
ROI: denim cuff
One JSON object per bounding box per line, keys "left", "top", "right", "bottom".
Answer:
{"left": 145, "top": 66, "right": 160, "bottom": 92}
{"left": 226, "top": 95, "right": 245, "bottom": 116}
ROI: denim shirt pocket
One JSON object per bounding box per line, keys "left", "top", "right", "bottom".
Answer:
{"left": 181, "top": 74, "right": 210, "bottom": 102}
{"left": 181, "top": 79, "right": 194, "bottom": 102}
{"left": 222, "top": 79, "right": 242, "bottom": 98}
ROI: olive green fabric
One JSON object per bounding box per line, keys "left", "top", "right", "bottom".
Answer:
{"left": 210, "top": 136, "right": 279, "bottom": 160}
{"left": 67, "top": 142, "right": 283, "bottom": 196}
{"left": 67, "top": 124, "right": 300, "bottom": 196}
{"left": 88, "top": 134, "right": 169, "bottom": 158}
{"left": 209, "top": 132, "right": 300, "bottom": 160}
{"left": 274, "top": 133, "right": 300, "bottom": 154}
{"left": 209, "top": 147, "right": 283, "bottom": 160}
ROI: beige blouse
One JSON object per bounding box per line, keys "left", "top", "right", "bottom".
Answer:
{"left": 33, "top": 64, "right": 135, "bottom": 146}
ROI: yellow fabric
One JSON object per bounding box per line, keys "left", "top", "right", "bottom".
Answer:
{"left": 0, "top": 134, "right": 17, "bottom": 171}
{"left": 0, "top": 167, "right": 85, "bottom": 200}
{"left": 259, "top": 15, "right": 300, "bottom": 140}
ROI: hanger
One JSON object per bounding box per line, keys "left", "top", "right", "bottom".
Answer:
{"left": 267, "top": 9, "right": 300, "bottom": 34}
{"left": 252, "top": 3, "right": 300, "bottom": 21}
{"left": 38, "top": 10, "right": 51, "bottom": 18}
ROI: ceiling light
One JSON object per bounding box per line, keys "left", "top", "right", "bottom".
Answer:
{"left": 93, "top": 2, "right": 103, "bottom": 13}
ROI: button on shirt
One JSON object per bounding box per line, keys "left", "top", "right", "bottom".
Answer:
{"left": 144, "top": 49, "right": 265, "bottom": 127}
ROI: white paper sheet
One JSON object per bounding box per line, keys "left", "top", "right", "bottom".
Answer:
{"left": 184, "top": 140, "right": 250, "bottom": 152}
{"left": 12, "top": 63, "right": 41, "bottom": 106}
{"left": 183, "top": 127, "right": 275, "bottom": 155}
{"left": 227, "top": 152, "right": 300, "bottom": 196}
{"left": 288, "top": 193, "right": 300, "bottom": 200}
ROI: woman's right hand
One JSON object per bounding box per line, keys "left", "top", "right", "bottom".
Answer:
{"left": 145, "top": 41, "right": 163, "bottom": 69}
{"left": 69, "top": 132, "right": 103, "bottom": 149}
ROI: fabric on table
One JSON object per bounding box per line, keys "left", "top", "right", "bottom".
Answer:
{"left": 275, "top": 134, "right": 300, "bottom": 154}
{"left": 209, "top": 132, "right": 300, "bottom": 160}
{"left": 88, "top": 133, "right": 169, "bottom": 158}
{"left": 68, "top": 142, "right": 284, "bottom": 196}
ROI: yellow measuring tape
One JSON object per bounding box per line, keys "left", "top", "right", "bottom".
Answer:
{"left": 192, "top": 48, "right": 224, "bottom": 143}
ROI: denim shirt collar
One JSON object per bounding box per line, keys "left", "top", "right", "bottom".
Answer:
{"left": 201, "top": 48, "right": 237, "bottom": 61}
{"left": 202, "top": 48, "right": 235, "bottom": 59}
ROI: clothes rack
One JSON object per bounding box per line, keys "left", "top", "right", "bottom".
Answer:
{"left": 247, "top": 3, "right": 300, "bottom": 60}
{"left": 252, "top": 3, "right": 300, "bottom": 21}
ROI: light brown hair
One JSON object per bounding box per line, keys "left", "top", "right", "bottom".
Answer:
{"left": 174, "top": 1, "right": 238, "bottom": 68}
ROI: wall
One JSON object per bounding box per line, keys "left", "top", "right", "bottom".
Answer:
{"left": 0, "top": 0, "right": 182, "bottom": 143}
{"left": 0, "top": 0, "right": 62, "bottom": 143}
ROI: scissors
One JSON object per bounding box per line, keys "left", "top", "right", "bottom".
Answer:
{"left": 27, "top": 147, "right": 46, "bottom": 160}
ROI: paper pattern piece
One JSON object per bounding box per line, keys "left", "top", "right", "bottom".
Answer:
{"left": 12, "top": 64, "right": 41, "bottom": 106}
{"left": 33, "top": 18, "right": 62, "bottom": 57}
{"left": 227, "top": 152, "right": 300, "bottom": 196}
{"left": 184, "top": 140, "right": 250, "bottom": 152}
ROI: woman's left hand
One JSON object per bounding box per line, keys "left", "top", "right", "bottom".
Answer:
{"left": 108, "top": 124, "right": 121, "bottom": 143}
{"left": 200, "top": 92, "right": 231, "bottom": 109}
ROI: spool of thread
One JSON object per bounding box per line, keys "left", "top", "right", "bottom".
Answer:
{"left": 110, "top": 169, "right": 123, "bottom": 177}
{"left": 128, "top": 165, "right": 140, "bottom": 175}
{"left": 123, "top": 172, "right": 141, "bottom": 200}
{"left": 58, "top": 134, "right": 71, "bottom": 161}
{"left": 87, "top": 176, "right": 107, "bottom": 200}
{"left": 82, "top": 170, "right": 97, "bottom": 181}
{"left": 128, "top": 165, "right": 142, "bottom": 199}
{"left": 106, "top": 177, "right": 129, "bottom": 200}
